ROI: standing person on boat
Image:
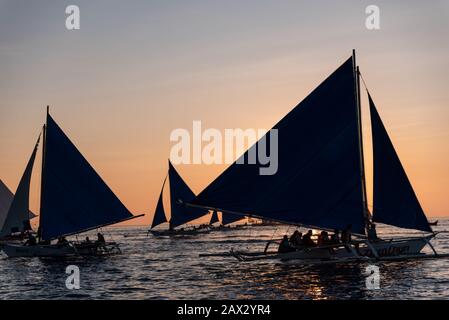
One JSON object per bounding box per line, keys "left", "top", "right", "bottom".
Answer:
{"left": 278, "top": 235, "right": 295, "bottom": 253}
{"left": 341, "top": 225, "right": 352, "bottom": 244}
{"left": 302, "top": 230, "right": 316, "bottom": 247}
{"left": 341, "top": 224, "right": 361, "bottom": 254}
{"left": 367, "top": 223, "right": 379, "bottom": 241}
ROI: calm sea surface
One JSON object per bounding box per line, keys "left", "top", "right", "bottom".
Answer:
{"left": 1, "top": 219, "right": 449, "bottom": 300}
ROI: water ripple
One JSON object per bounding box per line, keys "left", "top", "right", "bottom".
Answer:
{"left": 1, "top": 221, "right": 449, "bottom": 299}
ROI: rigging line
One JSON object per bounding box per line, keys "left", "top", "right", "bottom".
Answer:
{"left": 269, "top": 225, "right": 278, "bottom": 242}
{"left": 358, "top": 69, "right": 370, "bottom": 94}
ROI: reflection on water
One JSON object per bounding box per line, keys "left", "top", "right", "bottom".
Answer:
{"left": 1, "top": 219, "right": 449, "bottom": 299}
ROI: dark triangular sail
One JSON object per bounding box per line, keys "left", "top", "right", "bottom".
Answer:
{"left": 209, "top": 210, "right": 219, "bottom": 225}
{"left": 369, "top": 94, "right": 432, "bottom": 232}
{"left": 194, "top": 56, "right": 366, "bottom": 234}
{"left": 0, "top": 180, "right": 36, "bottom": 231}
{"left": 0, "top": 180, "right": 14, "bottom": 229}
{"left": 150, "top": 176, "right": 168, "bottom": 229}
{"left": 221, "top": 212, "right": 243, "bottom": 225}
{"left": 40, "top": 114, "right": 138, "bottom": 240}
{"left": 0, "top": 137, "right": 39, "bottom": 236}
{"left": 168, "top": 161, "right": 209, "bottom": 228}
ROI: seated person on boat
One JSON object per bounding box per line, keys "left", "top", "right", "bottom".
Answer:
{"left": 97, "top": 232, "right": 106, "bottom": 244}
{"left": 289, "top": 230, "right": 303, "bottom": 248}
{"left": 57, "top": 236, "right": 69, "bottom": 245}
{"left": 317, "top": 231, "right": 331, "bottom": 246}
{"left": 330, "top": 229, "right": 340, "bottom": 244}
{"left": 278, "top": 235, "right": 295, "bottom": 253}
{"left": 302, "top": 230, "right": 316, "bottom": 247}
{"left": 24, "top": 234, "right": 37, "bottom": 246}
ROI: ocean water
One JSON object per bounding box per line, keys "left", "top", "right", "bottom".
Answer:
{"left": 1, "top": 219, "right": 448, "bottom": 300}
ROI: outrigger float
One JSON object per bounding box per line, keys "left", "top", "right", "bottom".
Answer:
{"left": 1, "top": 108, "right": 143, "bottom": 258}
{"left": 192, "top": 50, "right": 447, "bottom": 264}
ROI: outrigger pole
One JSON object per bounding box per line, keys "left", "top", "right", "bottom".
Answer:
{"left": 183, "top": 201, "right": 368, "bottom": 238}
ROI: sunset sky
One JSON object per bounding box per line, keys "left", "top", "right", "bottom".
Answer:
{"left": 1, "top": 0, "right": 448, "bottom": 227}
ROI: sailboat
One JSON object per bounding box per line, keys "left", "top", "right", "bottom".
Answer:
{"left": 1, "top": 108, "right": 143, "bottom": 257}
{"left": 0, "top": 179, "right": 36, "bottom": 242}
{"left": 148, "top": 161, "right": 211, "bottom": 236}
{"left": 206, "top": 210, "right": 246, "bottom": 232}
{"left": 188, "top": 50, "right": 442, "bottom": 263}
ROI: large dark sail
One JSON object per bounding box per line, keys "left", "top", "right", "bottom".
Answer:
{"left": 0, "top": 137, "right": 39, "bottom": 236}
{"left": 194, "top": 56, "right": 366, "bottom": 234}
{"left": 150, "top": 175, "right": 168, "bottom": 229}
{"left": 168, "top": 161, "right": 209, "bottom": 228}
{"left": 40, "top": 114, "right": 138, "bottom": 241}
{"left": 369, "top": 94, "right": 432, "bottom": 232}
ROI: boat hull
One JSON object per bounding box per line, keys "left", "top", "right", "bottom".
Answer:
{"left": 149, "top": 228, "right": 211, "bottom": 236}
{"left": 357, "top": 237, "right": 430, "bottom": 258}
{"left": 1, "top": 243, "right": 77, "bottom": 257}
{"left": 1, "top": 242, "right": 121, "bottom": 258}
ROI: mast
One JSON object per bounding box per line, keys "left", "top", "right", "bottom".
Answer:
{"left": 38, "top": 106, "right": 49, "bottom": 241}
{"left": 352, "top": 50, "right": 369, "bottom": 231}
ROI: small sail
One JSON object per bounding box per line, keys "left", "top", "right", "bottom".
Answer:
{"left": 0, "top": 180, "right": 14, "bottom": 229}
{"left": 209, "top": 210, "right": 219, "bottom": 225}
{"left": 168, "top": 161, "right": 209, "bottom": 228}
{"left": 221, "top": 212, "right": 243, "bottom": 225}
{"left": 0, "top": 137, "right": 39, "bottom": 237}
{"left": 40, "top": 114, "right": 138, "bottom": 241}
{"left": 369, "top": 94, "right": 432, "bottom": 232}
{"left": 150, "top": 176, "right": 168, "bottom": 229}
{"left": 194, "top": 56, "right": 366, "bottom": 234}
{"left": 0, "top": 180, "right": 36, "bottom": 231}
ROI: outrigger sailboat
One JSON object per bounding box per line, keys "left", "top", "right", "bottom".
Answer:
{"left": 190, "top": 51, "right": 444, "bottom": 263}
{"left": 1, "top": 108, "right": 143, "bottom": 257}
{"left": 0, "top": 180, "right": 36, "bottom": 242}
{"left": 148, "top": 161, "right": 211, "bottom": 236}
